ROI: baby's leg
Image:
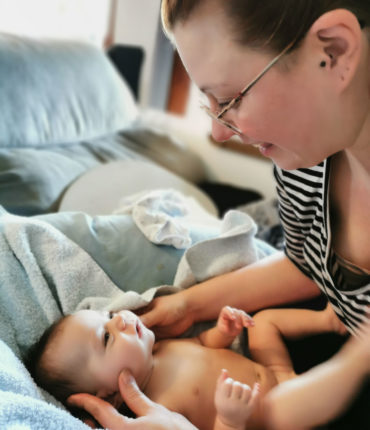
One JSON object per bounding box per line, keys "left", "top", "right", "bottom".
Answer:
{"left": 264, "top": 320, "right": 370, "bottom": 430}
{"left": 247, "top": 307, "right": 345, "bottom": 382}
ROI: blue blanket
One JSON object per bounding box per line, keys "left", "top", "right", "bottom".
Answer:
{"left": 0, "top": 204, "right": 275, "bottom": 429}
{"left": 0, "top": 206, "right": 142, "bottom": 429}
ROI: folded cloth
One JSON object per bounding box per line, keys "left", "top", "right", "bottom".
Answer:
{"left": 106, "top": 209, "right": 275, "bottom": 309}
{"left": 174, "top": 210, "right": 262, "bottom": 288}
{"left": 114, "top": 188, "right": 220, "bottom": 249}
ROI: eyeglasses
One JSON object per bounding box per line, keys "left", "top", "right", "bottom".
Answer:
{"left": 200, "top": 38, "right": 297, "bottom": 135}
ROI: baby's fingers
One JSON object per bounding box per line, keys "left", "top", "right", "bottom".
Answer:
{"left": 217, "top": 369, "right": 229, "bottom": 386}
{"left": 241, "top": 312, "right": 255, "bottom": 328}
{"left": 221, "top": 306, "right": 237, "bottom": 321}
{"left": 243, "top": 382, "right": 260, "bottom": 407}
{"left": 230, "top": 380, "right": 251, "bottom": 401}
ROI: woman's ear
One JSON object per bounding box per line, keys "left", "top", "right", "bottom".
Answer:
{"left": 308, "top": 9, "right": 363, "bottom": 90}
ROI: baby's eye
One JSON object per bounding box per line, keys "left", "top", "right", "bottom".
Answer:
{"left": 104, "top": 331, "right": 110, "bottom": 346}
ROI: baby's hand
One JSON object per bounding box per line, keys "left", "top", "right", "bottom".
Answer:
{"left": 217, "top": 306, "right": 254, "bottom": 338}
{"left": 214, "top": 369, "right": 260, "bottom": 430}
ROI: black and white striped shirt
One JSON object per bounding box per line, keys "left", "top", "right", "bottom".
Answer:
{"left": 274, "top": 158, "right": 370, "bottom": 335}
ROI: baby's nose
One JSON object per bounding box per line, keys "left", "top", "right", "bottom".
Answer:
{"left": 112, "top": 313, "right": 126, "bottom": 331}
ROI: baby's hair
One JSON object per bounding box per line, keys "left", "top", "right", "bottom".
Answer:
{"left": 26, "top": 313, "right": 136, "bottom": 420}
{"left": 26, "top": 315, "right": 80, "bottom": 404}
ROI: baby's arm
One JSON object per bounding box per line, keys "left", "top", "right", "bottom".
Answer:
{"left": 214, "top": 369, "right": 260, "bottom": 430}
{"left": 197, "top": 306, "right": 254, "bottom": 349}
{"left": 264, "top": 319, "right": 370, "bottom": 430}
{"left": 248, "top": 305, "right": 347, "bottom": 380}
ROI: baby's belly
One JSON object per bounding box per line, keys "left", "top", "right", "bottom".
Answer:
{"left": 205, "top": 347, "right": 278, "bottom": 395}
{"left": 171, "top": 345, "right": 278, "bottom": 430}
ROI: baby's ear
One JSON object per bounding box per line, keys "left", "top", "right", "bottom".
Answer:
{"left": 96, "top": 388, "right": 122, "bottom": 409}
{"left": 96, "top": 387, "right": 113, "bottom": 400}
{"left": 111, "top": 391, "right": 123, "bottom": 409}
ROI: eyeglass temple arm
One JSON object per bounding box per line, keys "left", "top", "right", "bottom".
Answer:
{"left": 217, "top": 39, "right": 297, "bottom": 119}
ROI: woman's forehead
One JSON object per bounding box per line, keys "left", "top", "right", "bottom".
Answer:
{"left": 173, "top": 12, "right": 269, "bottom": 96}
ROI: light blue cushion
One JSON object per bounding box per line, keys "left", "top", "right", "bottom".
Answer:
{"left": 0, "top": 33, "right": 138, "bottom": 147}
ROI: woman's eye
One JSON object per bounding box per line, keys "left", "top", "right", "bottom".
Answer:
{"left": 104, "top": 331, "right": 110, "bottom": 346}
{"left": 218, "top": 101, "right": 231, "bottom": 109}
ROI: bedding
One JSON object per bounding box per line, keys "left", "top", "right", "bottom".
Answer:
{"left": 0, "top": 196, "right": 275, "bottom": 429}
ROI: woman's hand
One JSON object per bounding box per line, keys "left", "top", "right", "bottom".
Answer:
{"left": 138, "top": 293, "right": 194, "bottom": 339}
{"left": 67, "top": 369, "right": 198, "bottom": 430}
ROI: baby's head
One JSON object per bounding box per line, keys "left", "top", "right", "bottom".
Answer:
{"left": 27, "top": 309, "right": 155, "bottom": 404}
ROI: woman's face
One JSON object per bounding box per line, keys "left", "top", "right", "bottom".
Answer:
{"left": 173, "top": 6, "right": 362, "bottom": 170}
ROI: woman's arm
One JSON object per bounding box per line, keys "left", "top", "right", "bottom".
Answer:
{"left": 141, "top": 252, "right": 320, "bottom": 338}
{"left": 264, "top": 322, "right": 370, "bottom": 430}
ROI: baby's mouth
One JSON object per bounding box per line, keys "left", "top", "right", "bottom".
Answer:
{"left": 136, "top": 320, "right": 142, "bottom": 338}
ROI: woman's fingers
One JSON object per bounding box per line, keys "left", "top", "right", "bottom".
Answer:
{"left": 118, "top": 369, "right": 155, "bottom": 417}
{"left": 67, "top": 393, "right": 128, "bottom": 430}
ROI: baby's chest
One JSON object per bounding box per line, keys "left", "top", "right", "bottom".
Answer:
{"left": 150, "top": 343, "right": 220, "bottom": 412}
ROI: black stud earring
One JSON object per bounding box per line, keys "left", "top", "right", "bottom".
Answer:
{"left": 320, "top": 61, "right": 326, "bottom": 68}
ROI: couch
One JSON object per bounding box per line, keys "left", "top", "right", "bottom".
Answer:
{"left": 0, "top": 33, "right": 212, "bottom": 216}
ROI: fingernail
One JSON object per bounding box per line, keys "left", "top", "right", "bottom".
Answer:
{"left": 120, "top": 369, "right": 134, "bottom": 385}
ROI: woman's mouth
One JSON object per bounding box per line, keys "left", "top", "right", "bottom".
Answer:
{"left": 254, "top": 142, "right": 273, "bottom": 156}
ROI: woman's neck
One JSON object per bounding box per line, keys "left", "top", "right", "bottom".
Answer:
{"left": 343, "top": 109, "right": 370, "bottom": 179}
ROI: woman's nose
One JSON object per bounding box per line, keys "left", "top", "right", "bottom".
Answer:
{"left": 211, "top": 120, "right": 236, "bottom": 142}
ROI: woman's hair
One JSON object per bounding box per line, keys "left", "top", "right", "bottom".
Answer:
{"left": 161, "top": 0, "right": 369, "bottom": 52}
{"left": 26, "top": 315, "right": 80, "bottom": 404}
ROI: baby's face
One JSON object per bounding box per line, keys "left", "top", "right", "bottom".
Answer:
{"left": 54, "top": 309, "right": 155, "bottom": 398}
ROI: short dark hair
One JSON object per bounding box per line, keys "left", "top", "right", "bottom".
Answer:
{"left": 26, "top": 315, "right": 79, "bottom": 404}
{"left": 161, "top": 0, "right": 369, "bottom": 52}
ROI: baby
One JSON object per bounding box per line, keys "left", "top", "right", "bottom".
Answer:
{"left": 28, "top": 304, "right": 345, "bottom": 430}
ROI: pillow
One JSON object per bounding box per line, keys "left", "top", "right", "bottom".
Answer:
{"left": 36, "top": 211, "right": 219, "bottom": 293}
{"left": 0, "top": 34, "right": 137, "bottom": 147}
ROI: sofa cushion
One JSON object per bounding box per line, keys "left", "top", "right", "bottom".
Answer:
{"left": 0, "top": 34, "right": 207, "bottom": 216}
{"left": 0, "top": 33, "right": 137, "bottom": 147}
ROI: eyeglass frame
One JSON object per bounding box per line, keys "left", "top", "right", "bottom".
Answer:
{"left": 200, "top": 38, "right": 297, "bottom": 135}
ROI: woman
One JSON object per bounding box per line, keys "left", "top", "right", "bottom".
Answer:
{"left": 70, "top": 1, "right": 370, "bottom": 428}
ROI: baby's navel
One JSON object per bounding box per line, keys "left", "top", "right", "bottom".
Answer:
{"left": 192, "top": 386, "right": 200, "bottom": 396}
